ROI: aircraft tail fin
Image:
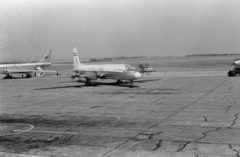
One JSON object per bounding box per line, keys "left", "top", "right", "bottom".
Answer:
{"left": 73, "top": 47, "right": 82, "bottom": 68}
{"left": 39, "top": 50, "right": 52, "bottom": 63}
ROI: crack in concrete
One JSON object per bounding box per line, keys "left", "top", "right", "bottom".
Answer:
{"left": 140, "top": 131, "right": 163, "bottom": 139}
{"left": 176, "top": 142, "right": 190, "bottom": 152}
{"left": 228, "top": 86, "right": 233, "bottom": 90}
{"left": 225, "top": 106, "right": 231, "bottom": 113}
{"left": 203, "top": 116, "right": 207, "bottom": 122}
{"left": 156, "top": 102, "right": 163, "bottom": 105}
{"left": 144, "top": 111, "right": 155, "bottom": 115}
{"left": 195, "top": 127, "right": 221, "bottom": 142}
{"left": 229, "top": 144, "right": 240, "bottom": 157}
{"left": 59, "top": 135, "right": 74, "bottom": 144}
{"left": 0, "top": 128, "right": 73, "bottom": 153}
{"left": 153, "top": 98, "right": 163, "bottom": 103}
{"left": 99, "top": 79, "right": 230, "bottom": 156}
{"left": 193, "top": 78, "right": 229, "bottom": 104}
{"left": 153, "top": 140, "right": 162, "bottom": 150}
{"left": 228, "top": 113, "right": 239, "bottom": 128}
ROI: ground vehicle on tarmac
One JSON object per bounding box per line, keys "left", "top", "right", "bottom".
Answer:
{"left": 228, "top": 58, "right": 240, "bottom": 77}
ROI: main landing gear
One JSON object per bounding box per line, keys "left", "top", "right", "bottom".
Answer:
{"left": 22, "top": 73, "right": 31, "bottom": 78}
{"left": 116, "top": 79, "right": 123, "bottom": 84}
{"left": 85, "top": 79, "right": 93, "bottom": 86}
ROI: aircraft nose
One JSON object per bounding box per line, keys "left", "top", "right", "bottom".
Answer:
{"left": 134, "top": 72, "right": 141, "bottom": 79}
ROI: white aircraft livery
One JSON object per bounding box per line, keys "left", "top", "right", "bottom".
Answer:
{"left": 233, "top": 58, "right": 240, "bottom": 67}
{"left": 0, "top": 50, "right": 55, "bottom": 79}
{"left": 72, "top": 47, "right": 141, "bottom": 87}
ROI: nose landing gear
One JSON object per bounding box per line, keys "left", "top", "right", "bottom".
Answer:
{"left": 25, "top": 73, "right": 31, "bottom": 78}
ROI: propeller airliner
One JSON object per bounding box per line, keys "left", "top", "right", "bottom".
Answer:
{"left": 71, "top": 47, "right": 142, "bottom": 87}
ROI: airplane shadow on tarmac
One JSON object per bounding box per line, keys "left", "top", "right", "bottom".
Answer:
{"left": 34, "top": 83, "right": 139, "bottom": 90}
{"left": 34, "top": 78, "right": 162, "bottom": 90}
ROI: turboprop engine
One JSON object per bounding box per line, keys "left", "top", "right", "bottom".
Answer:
{"left": 85, "top": 72, "right": 98, "bottom": 80}
{"left": 71, "top": 72, "right": 98, "bottom": 81}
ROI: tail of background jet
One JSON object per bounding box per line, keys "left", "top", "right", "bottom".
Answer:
{"left": 73, "top": 47, "right": 82, "bottom": 68}
{"left": 39, "top": 50, "right": 52, "bottom": 63}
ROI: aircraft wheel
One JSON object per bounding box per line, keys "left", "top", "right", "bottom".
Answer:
{"left": 228, "top": 71, "right": 236, "bottom": 77}
{"left": 25, "top": 75, "right": 30, "bottom": 78}
{"left": 85, "top": 82, "right": 91, "bottom": 86}
{"left": 116, "top": 80, "right": 123, "bottom": 84}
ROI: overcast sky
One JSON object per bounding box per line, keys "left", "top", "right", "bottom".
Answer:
{"left": 0, "top": 0, "right": 240, "bottom": 61}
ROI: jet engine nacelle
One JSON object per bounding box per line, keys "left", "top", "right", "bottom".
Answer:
{"left": 35, "top": 66, "right": 43, "bottom": 70}
{"left": 36, "top": 72, "right": 45, "bottom": 77}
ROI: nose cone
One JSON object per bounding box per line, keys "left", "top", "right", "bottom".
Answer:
{"left": 235, "top": 60, "right": 240, "bottom": 66}
{"left": 134, "top": 72, "right": 141, "bottom": 79}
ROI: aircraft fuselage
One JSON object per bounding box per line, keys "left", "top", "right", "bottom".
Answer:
{"left": 0, "top": 62, "right": 51, "bottom": 70}
{"left": 73, "top": 64, "right": 141, "bottom": 80}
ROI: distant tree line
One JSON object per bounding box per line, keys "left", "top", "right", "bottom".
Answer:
{"left": 186, "top": 54, "right": 240, "bottom": 57}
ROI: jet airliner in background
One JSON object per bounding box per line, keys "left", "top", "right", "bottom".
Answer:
{"left": 0, "top": 50, "right": 56, "bottom": 79}
{"left": 71, "top": 47, "right": 141, "bottom": 87}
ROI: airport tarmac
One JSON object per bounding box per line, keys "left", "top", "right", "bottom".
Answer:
{"left": 0, "top": 58, "right": 240, "bottom": 157}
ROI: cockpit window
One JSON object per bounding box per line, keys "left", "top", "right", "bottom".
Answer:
{"left": 124, "top": 64, "right": 137, "bottom": 71}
